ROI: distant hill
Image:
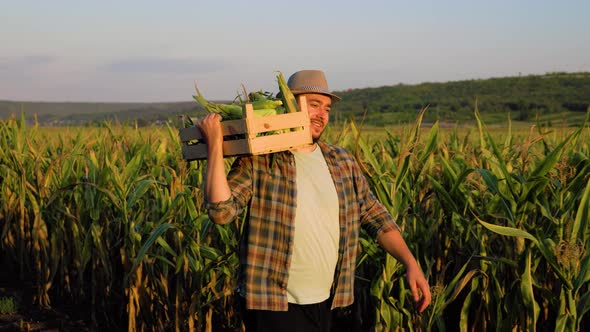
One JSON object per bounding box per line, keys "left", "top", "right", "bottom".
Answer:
{"left": 2, "top": 72, "right": 589, "bottom": 127}
{"left": 332, "top": 71, "right": 590, "bottom": 126}
{"left": 0, "top": 100, "right": 201, "bottom": 126}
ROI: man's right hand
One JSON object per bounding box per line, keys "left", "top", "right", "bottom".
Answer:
{"left": 197, "top": 113, "right": 224, "bottom": 149}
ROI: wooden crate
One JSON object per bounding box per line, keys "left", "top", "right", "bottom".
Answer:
{"left": 179, "top": 98, "right": 312, "bottom": 160}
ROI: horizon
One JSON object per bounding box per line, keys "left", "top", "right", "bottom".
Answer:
{"left": 1, "top": 70, "right": 588, "bottom": 104}
{"left": 2, "top": 0, "right": 589, "bottom": 103}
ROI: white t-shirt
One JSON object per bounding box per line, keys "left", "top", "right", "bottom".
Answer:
{"left": 286, "top": 146, "right": 340, "bottom": 304}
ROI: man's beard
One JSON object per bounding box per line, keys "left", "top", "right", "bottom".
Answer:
{"left": 311, "top": 118, "right": 325, "bottom": 143}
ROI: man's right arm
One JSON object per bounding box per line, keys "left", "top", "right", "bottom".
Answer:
{"left": 197, "top": 113, "right": 232, "bottom": 223}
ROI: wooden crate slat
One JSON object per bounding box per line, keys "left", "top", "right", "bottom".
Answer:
{"left": 178, "top": 127, "right": 202, "bottom": 141}
{"left": 248, "top": 111, "right": 309, "bottom": 134}
{"left": 223, "top": 139, "right": 251, "bottom": 156}
{"left": 223, "top": 121, "right": 248, "bottom": 136}
{"left": 182, "top": 138, "right": 251, "bottom": 160}
{"left": 250, "top": 129, "right": 312, "bottom": 155}
{"left": 181, "top": 143, "right": 207, "bottom": 160}
{"left": 178, "top": 119, "right": 248, "bottom": 142}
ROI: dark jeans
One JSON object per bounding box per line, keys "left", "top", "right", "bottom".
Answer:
{"left": 240, "top": 297, "right": 332, "bottom": 332}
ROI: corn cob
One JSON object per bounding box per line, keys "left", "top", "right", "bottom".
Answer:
{"left": 252, "top": 99, "right": 283, "bottom": 110}
{"left": 248, "top": 90, "right": 271, "bottom": 102}
{"left": 277, "top": 71, "right": 300, "bottom": 114}
{"left": 252, "top": 108, "right": 277, "bottom": 118}
{"left": 193, "top": 84, "right": 243, "bottom": 120}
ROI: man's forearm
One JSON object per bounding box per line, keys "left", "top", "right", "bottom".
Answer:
{"left": 205, "top": 141, "right": 231, "bottom": 203}
{"left": 376, "top": 229, "right": 419, "bottom": 269}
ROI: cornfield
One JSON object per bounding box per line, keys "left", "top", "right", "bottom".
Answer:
{"left": 1, "top": 110, "right": 589, "bottom": 332}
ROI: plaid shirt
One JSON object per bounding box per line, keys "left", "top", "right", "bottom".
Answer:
{"left": 207, "top": 141, "right": 399, "bottom": 311}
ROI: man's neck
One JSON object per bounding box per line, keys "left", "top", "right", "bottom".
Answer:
{"left": 291, "top": 142, "right": 318, "bottom": 153}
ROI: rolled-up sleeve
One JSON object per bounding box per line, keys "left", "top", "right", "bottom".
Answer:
{"left": 360, "top": 189, "right": 400, "bottom": 239}
{"left": 205, "top": 156, "right": 253, "bottom": 224}
{"left": 206, "top": 198, "right": 238, "bottom": 223}
{"left": 352, "top": 155, "right": 400, "bottom": 238}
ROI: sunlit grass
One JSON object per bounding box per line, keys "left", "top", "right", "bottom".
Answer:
{"left": 0, "top": 296, "right": 18, "bottom": 315}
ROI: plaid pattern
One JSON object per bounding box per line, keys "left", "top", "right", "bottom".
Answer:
{"left": 207, "top": 141, "right": 399, "bottom": 311}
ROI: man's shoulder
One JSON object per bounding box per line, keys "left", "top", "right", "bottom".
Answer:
{"left": 318, "top": 141, "right": 354, "bottom": 159}
{"left": 245, "top": 151, "right": 293, "bottom": 168}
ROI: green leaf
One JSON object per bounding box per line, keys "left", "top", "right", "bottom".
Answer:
{"left": 428, "top": 175, "right": 459, "bottom": 213}
{"left": 533, "top": 124, "right": 583, "bottom": 180}
{"left": 476, "top": 168, "right": 515, "bottom": 222}
{"left": 571, "top": 177, "right": 590, "bottom": 242}
{"left": 155, "top": 236, "right": 177, "bottom": 257}
{"left": 127, "top": 178, "right": 156, "bottom": 209}
{"left": 418, "top": 121, "right": 439, "bottom": 163}
{"left": 578, "top": 291, "right": 590, "bottom": 325}
{"left": 520, "top": 250, "right": 540, "bottom": 330}
{"left": 574, "top": 253, "right": 590, "bottom": 292}
{"left": 129, "top": 223, "right": 176, "bottom": 278}
{"left": 476, "top": 217, "right": 538, "bottom": 244}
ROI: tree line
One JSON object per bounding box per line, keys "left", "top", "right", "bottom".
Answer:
{"left": 1, "top": 72, "right": 589, "bottom": 127}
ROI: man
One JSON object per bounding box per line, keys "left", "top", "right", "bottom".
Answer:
{"left": 198, "top": 70, "right": 430, "bottom": 331}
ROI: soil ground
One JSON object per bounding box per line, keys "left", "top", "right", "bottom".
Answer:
{"left": 0, "top": 283, "right": 91, "bottom": 332}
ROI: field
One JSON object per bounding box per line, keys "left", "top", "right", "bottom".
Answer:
{"left": 1, "top": 111, "right": 589, "bottom": 331}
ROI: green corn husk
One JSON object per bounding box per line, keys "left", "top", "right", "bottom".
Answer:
{"left": 193, "top": 85, "right": 243, "bottom": 120}
{"left": 277, "top": 71, "right": 300, "bottom": 113}
{"left": 191, "top": 74, "right": 295, "bottom": 124}
{"left": 252, "top": 108, "right": 278, "bottom": 118}
{"left": 252, "top": 99, "right": 283, "bottom": 110}
{"left": 248, "top": 90, "right": 273, "bottom": 102}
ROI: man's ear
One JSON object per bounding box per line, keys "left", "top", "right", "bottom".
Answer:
{"left": 295, "top": 95, "right": 306, "bottom": 105}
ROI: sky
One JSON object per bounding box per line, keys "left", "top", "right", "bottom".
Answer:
{"left": 1, "top": 0, "right": 589, "bottom": 103}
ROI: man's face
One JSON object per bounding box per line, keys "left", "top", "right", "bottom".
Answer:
{"left": 297, "top": 93, "right": 331, "bottom": 142}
